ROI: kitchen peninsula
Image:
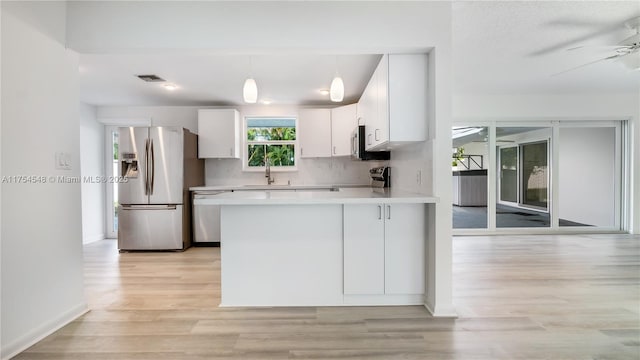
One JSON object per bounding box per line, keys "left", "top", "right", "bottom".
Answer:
{"left": 194, "top": 188, "right": 438, "bottom": 307}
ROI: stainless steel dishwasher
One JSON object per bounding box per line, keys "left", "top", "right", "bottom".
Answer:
{"left": 192, "top": 190, "right": 226, "bottom": 245}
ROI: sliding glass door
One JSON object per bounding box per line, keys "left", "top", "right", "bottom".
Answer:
{"left": 499, "top": 146, "right": 518, "bottom": 203}
{"left": 520, "top": 141, "right": 548, "bottom": 209}
{"left": 495, "top": 127, "right": 551, "bottom": 228}
{"left": 558, "top": 125, "right": 620, "bottom": 228}
{"left": 452, "top": 126, "right": 489, "bottom": 229}
{"left": 453, "top": 121, "right": 625, "bottom": 233}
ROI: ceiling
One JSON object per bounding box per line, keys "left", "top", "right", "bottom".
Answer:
{"left": 79, "top": 53, "right": 382, "bottom": 106}
{"left": 453, "top": 1, "right": 640, "bottom": 94}
{"left": 78, "top": 2, "right": 640, "bottom": 107}
{"left": 452, "top": 126, "right": 547, "bottom": 148}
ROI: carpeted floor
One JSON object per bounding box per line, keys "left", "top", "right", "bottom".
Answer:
{"left": 453, "top": 203, "right": 590, "bottom": 229}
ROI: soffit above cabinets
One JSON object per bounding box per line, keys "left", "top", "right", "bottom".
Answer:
{"left": 79, "top": 53, "right": 383, "bottom": 107}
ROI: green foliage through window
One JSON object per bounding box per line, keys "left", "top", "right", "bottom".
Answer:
{"left": 246, "top": 118, "right": 296, "bottom": 168}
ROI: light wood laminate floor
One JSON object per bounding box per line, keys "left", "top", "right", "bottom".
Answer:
{"left": 14, "top": 234, "right": 640, "bottom": 359}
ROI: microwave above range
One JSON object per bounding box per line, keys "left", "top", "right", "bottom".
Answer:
{"left": 351, "top": 125, "right": 390, "bottom": 161}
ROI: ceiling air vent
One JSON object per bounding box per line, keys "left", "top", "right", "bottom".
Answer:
{"left": 136, "top": 74, "right": 165, "bottom": 82}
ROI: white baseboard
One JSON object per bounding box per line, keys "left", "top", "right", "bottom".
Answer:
{"left": 82, "top": 233, "right": 105, "bottom": 244}
{"left": 1, "top": 302, "right": 89, "bottom": 360}
{"left": 424, "top": 296, "right": 458, "bottom": 318}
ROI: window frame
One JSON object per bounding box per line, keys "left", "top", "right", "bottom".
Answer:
{"left": 242, "top": 115, "right": 298, "bottom": 172}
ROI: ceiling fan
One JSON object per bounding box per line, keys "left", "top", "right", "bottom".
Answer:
{"left": 553, "top": 16, "right": 640, "bottom": 76}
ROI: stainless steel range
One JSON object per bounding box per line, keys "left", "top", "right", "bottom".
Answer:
{"left": 370, "top": 166, "right": 390, "bottom": 188}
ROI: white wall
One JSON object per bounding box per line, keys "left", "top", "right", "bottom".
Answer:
{"left": 206, "top": 157, "right": 373, "bottom": 187}
{"left": 66, "top": 1, "right": 451, "bottom": 53}
{"left": 391, "top": 142, "right": 433, "bottom": 193}
{"left": 460, "top": 142, "right": 488, "bottom": 169}
{"left": 97, "top": 106, "right": 198, "bottom": 134}
{"left": 80, "top": 103, "right": 105, "bottom": 243}
{"left": 1, "top": 4, "right": 87, "bottom": 359}
{"left": 454, "top": 93, "right": 640, "bottom": 234}
{"left": 559, "top": 127, "right": 616, "bottom": 227}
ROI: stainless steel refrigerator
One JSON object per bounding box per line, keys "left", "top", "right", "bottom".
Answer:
{"left": 118, "top": 127, "right": 204, "bottom": 250}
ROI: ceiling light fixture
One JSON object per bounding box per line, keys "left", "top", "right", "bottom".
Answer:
{"left": 330, "top": 56, "right": 344, "bottom": 102}
{"left": 330, "top": 77, "right": 344, "bottom": 102}
{"left": 262, "top": 100, "right": 272, "bottom": 105}
{"left": 163, "top": 83, "right": 178, "bottom": 91}
{"left": 243, "top": 78, "right": 258, "bottom": 103}
{"left": 243, "top": 57, "right": 258, "bottom": 103}
{"left": 319, "top": 89, "right": 330, "bottom": 96}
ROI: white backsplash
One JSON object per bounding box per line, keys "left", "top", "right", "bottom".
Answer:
{"left": 205, "top": 156, "right": 387, "bottom": 186}
{"left": 389, "top": 141, "right": 433, "bottom": 194}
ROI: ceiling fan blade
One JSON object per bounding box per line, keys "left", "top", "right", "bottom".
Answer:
{"left": 530, "top": 25, "right": 623, "bottom": 56}
{"left": 551, "top": 54, "right": 621, "bottom": 76}
{"left": 567, "top": 45, "right": 632, "bottom": 51}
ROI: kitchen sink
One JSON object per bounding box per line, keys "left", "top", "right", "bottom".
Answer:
{"left": 233, "top": 185, "right": 339, "bottom": 192}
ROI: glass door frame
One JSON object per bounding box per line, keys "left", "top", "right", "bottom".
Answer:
{"left": 518, "top": 139, "right": 550, "bottom": 212}
{"left": 104, "top": 125, "right": 118, "bottom": 238}
{"left": 452, "top": 119, "right": 628, "bottom": 235}
{"left": 497, "top": 144, "right": 519, "bottom": 207}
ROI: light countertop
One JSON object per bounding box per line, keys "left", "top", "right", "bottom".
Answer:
{"left": 192, "top": 187, "right": 438, "bottom": 205}
{"left": 190, "top": 184, "right": 366, "bottom": 192}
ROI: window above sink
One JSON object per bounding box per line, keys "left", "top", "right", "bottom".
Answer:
{"left": 244, "top": 117, "right": 297, "bottom": 172}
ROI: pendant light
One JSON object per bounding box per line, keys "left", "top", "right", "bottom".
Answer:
{"left": 330, "top": 56, "right": 344, "bottom": 102}
{"left": 243, "top": 78, "right": 257, "bottom": 103}
{"left": 243, "top": 57, "right": 258, "bottom": 103}
{"left": 330, "top": 77, "right": 344, "bottom": 102}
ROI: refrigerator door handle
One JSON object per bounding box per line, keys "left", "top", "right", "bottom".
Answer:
{"left": 120, "top": 204, "right": 177, "bottom": 210}
{"left": 150, "top": 138, "right": 155, "bottom": 195}
{"left": 144, "top": 138, "right": 150, "bottom": 195}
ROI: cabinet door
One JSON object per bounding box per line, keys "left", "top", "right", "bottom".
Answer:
{"left": 330, "top": 104, "right": 357, "bottom": 157}
{"left": 388, "top": 54, "right": 428, "bottom": 143}
{"left": 374, "top": 54, "right": 389, "bottom": 146}
{"left": 344, "top": 204, "right": 385, "bottom": 295}
{"left": 299, "top": 109, "right": 331, "bottom": 158}
{"left": 361, "top": 69, "right": 377, "bottom": 151}
{"left": 198, "top": 109, "right": 240, "bottom": 159}
{"left": 384, "top": 203, "right": 425, "bottom": 294}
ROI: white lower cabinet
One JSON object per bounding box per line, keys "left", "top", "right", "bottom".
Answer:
{"left": 384, "top": 203, "right": 425, "bottom": 294}
{"left": 343, "top": 204, "right": 385, "bottom": 294}
{"left": 343, "top": 203, "right": 425, "bottom": 296}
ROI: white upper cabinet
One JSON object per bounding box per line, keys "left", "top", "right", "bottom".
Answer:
{"left": 360, "top": 54, "right": 428, "bottom": 151}
{"left": 375, "top": 54, "right": 389, "bottom": 146}
{"left": 359, "top": 69, "right": 377, "bottom": 148}
{"left": 330, "top": 104, "right": 357, "bottom": 157}
{"left": 298, "top": 109, "right": 332, "bottom": 158}
{"left": 197, "top": 109, "right": 240, "bottom": 159}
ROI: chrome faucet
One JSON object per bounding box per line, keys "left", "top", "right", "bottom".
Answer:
{"left": 265, "top": 156, "right": 275, "bottom": 185}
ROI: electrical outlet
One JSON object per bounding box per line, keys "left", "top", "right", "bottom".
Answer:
{"left": 416, "top": 170, "right": 422, "bottom": 185}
